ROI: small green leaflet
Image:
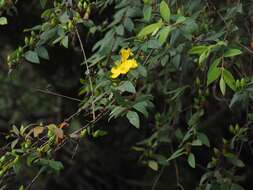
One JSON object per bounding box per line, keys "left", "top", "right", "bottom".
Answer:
{"left": 175, "top": 16, "right": 186, "bottom": 24}
{"left": 0, "top": 17, "right": 7, "bottom": 25}
{"left": 219, "top": 76, "right": 226, "bottom": 96}
{"left": 137, "top": 22, "right": 163, "bottom": 38}
{"left": 197, "top": 132, "right": 210, "bottom": 147}
{"left": 148, "top": 160, "right": 159, "bottom": 171}
{"left": 223, "top": 69, "right": 236, "bottom": 91}
{"left": 25, "top": 51, "right": 40, "bottom": 64}
{"left": 61, "top": 36, "right": 69, "bottom": 48}
{"left": 167, "top": 148, "right": 185, "bottom": 161}
{"left": 224, "top": 48, "right": 242, "bottom": 58}
{"left": 143, "top": 5, "right": 152, "bottom": 22}
{"left": 189, "top": 45, "right": 208, "bottom": 55}
{"left": 158, "top": 26, "right": 172, "bottom": 45}
{"left": 93, "top": 130, "right": 108, "bottom": 138}
{"left": 126, "top": 111, "right": 140, "bottom": 129}
{"left": 159, "top": 1, "right": 171, "bottom": 22}
{"left": 35, "top": 46, "right": 49, "bottom": 60}
{"left": 191, "top": 139, "right": 202, "bottom": 146}
{"left": 188, "top": 153, "right": 196, "bottom": 168}
{"left": 133, "top": 101, "right": 148, "bottom": 118}
{"left": 117, "top": 81, "right": 136, "bottom": 93}
{"left": 207, "top": 58, "right": 221, "bottom": 86}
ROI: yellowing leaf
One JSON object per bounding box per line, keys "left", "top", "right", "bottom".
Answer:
{"left": 33, "top": 127, "right": 44, "bottom": 137}
{"left": 54, "top": 128, "right": 64, "bottom": 139}
{"left": 148, "top": 160, "right": 159, "bottom": 171}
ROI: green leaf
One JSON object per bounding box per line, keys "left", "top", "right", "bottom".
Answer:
{"left": 35, "top": 47, "right": 49, "bottom": 60}
{"left": 61, "top": 35, "right": 69, "bottom": 48}
{"left": 191, "top": 139, "right": 202, "bottom": 146}
{"left": 123, "top": 18, "right": 134, "bottom": 32}
{"left": 143, "top": 5, "right": 152, "bottom": 22}
{"left": 227, "top": 156, "right": 245, "bottom": 168}
{"left": 207, "top": 67, "right": 221, "bottom": 86}
{"left": 159, "top": 1, "right": 171, "bottom": 22}
{"left": 199, "top": 50, "right": 210, "bottom": 64}
{"left": 219, "top": 76, "right": 226, "bottom": 96}
{"left": 133, "top": 101, "right": 148, "bottom": 118}
{"left": 126, "top": 111, "right": 140, "bottom": 129}
{"left": 224, "top": 48, "right": 242, "bottom": 58}
{"left": 0, "top": 17, "right": 7, "bottom": 25}
{"left": 59, "top": 12, "right": 69, "bottom": 24}
{"left": 175, "top": 16, "right": 186, "bottom": 24}
{"left": 137, "top": 22, "right": 163, "bottom": 38}
{"left": 109, "top": 106, "right": 126, "bottom": 120}
{"left": 197, "top": 132, "right": 210, "bottom": 147}
{"left": 158, "top": 26, "right": 172, "bottom": 45}
{"left": 167, "top": 148, "right": 185, "bottom": 161}
{"left": 207, "top": 58, "right": 221, "bottom": 86}
{"left": 117, "top": 81, "right": 136, "bottom": 93}
{"left": 93, "top": 130, "right": 108, "bottom": 138}
{"left": 187, "top": 153, "right": 195, "bottom": 168}
{"left": 189, "top": 45, "right": 208, "bottom": 55}
{"left": 223, "top": 69, "right": 236, "bottom": 91}
{"left": 148, "top": 161, "right": 159, "bottom": 171}
{"left": 39, "top": 159, "right": 63, "bottom": 172}
{"left": 25, "top": 51, "right": 40, "bottom": 64}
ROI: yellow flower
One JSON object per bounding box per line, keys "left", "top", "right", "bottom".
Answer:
{"left": 110, "top": 66, "right": 121, "bottom": 78}
{"left": 126, "top": 59, "right": 138, "bottom": 69}
{"left": 120, "top": 48, "right": 133, "bottom": 61}
{"left": 118, "top": 62, "right": 131, "bottom": 74}
{"left": 110, "top": 48, "right": 138, "bottom": 79}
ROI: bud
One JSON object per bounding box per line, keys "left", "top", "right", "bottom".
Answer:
{"left": 229, "top": 125, "right": 234, "bottom": 133}
{"left": 25, "top": 36, "right": 29, "bottom": 45}
{"left": 18, "top": 46, "right": 23, "bottom": 53}
{"left": 86, "top": 6, "right": 91, "bottom": 15}
{"left": 0, "top": 156, "right": 6, "bottom": 163}
{"left": 7, "top": 55, "right": 11, "bottom": 62}
{"left": 240, "top": 78, "right": 245, "bottom": 88}
{"left": 80, "top": 129, "right": 87, "bottom": 138}
{"left": 77, "top": 1, "right": 82, "bottom": 10}
{"left": 29, "top": 37, "right": 34, "bottom": 46}
{"left": 235, "top": 79, "right": 240, "bottom": 89}
{"left": 214, "top": 148, "right": 220, "bottom": 156}
{"left": 235, "top": 123, "right": 239, "bottom": 132}
{"left": 198, "top": 89, "right": 202, "bottom": 96}
{"left": 195, "top": 77, "right": 200, "bottom": 86}
{"left": 67, "top": 21, "right": 74, "bottom": 30}
{"left": 83, "top": 1, "right": 87, "bottom": 10}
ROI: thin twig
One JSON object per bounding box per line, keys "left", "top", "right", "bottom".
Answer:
{"left": 170, "top": 144, "right": 185, "bottom": 190}
{"left": 64, "top": 108, "right": 83, "bottom": 122}
{"left": 33, "top": 88, "right": 81, "bottom": 102}
{"left": 237, "top": 42, "right": 253, "bottom": 55}
{"left": 143, "top": 49, "right": 155, "bottom": 65}
{"left": 75, "top": 27, "right": 96, "bottom": 120}
{"left": 25, "top": 167, "right": 44, "bottom": 190}
{"left": 151, "top": 166, "right": 165, "bottom": 190}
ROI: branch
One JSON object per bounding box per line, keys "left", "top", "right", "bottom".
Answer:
{"left": 75, "top": 27, "right": 96, "bottom": 120}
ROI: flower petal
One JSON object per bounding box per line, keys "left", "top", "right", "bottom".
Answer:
{"left": 118, "top": 63, "right": 130, "bottom": 74}
{"left": 120, "top": 48, "right": 132, "bottom": 61}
